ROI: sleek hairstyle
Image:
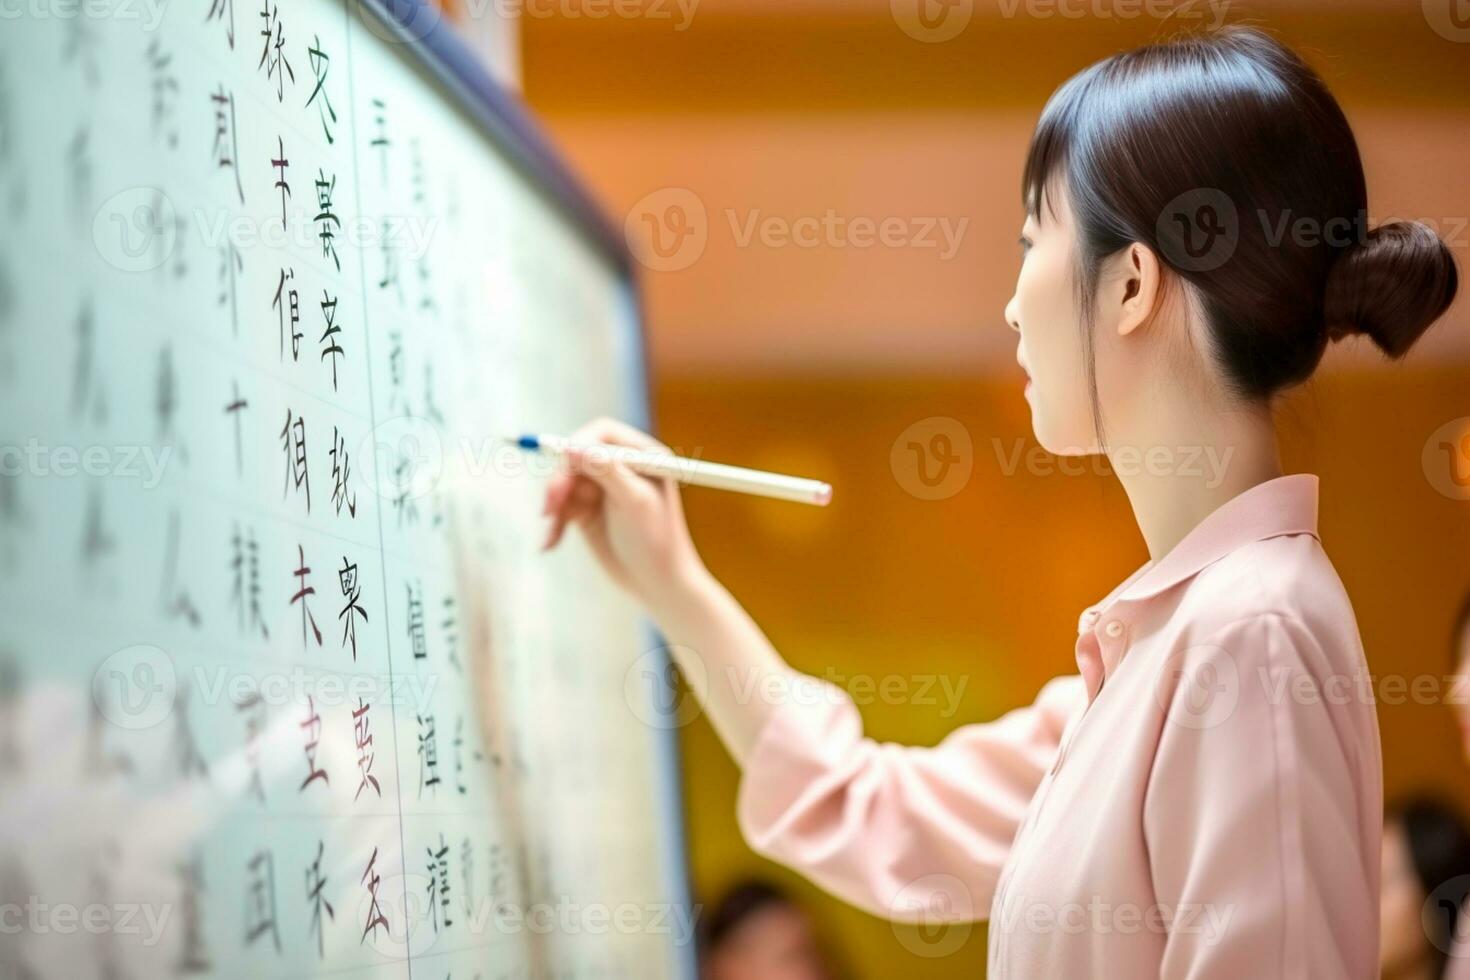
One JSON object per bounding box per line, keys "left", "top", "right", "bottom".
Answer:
{"left": 1022, "top": 26, "right": 1459, "bottom": 438}
{"left": 1386, "top": 796, "right": 1470, "bottom": 974}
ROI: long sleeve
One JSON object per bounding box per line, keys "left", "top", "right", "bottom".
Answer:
{"left": 735, "top": 673, "right": 1086, "bottom": 922}
{"left": 1144, "top": 613, "right": 1381, "bottom": 978}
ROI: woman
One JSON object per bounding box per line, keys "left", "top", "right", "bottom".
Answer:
{"left": 1381, "top": 797, "right": 1470, "bottom": 980}
{"left": 542, "top": 26, "right": 1459, "bottom": 976}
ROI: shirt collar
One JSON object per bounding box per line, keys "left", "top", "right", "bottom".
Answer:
{"left": 1076, "top": 473, "right": 1321, "bottom": 635}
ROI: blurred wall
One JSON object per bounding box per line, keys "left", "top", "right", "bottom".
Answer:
{"left": 519, "top": 2, "right": 1470, "bottom": 975}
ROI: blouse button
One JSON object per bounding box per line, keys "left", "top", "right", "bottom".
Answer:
{"left": 1104, "top": 620, "right": 1124, "bottom": 638}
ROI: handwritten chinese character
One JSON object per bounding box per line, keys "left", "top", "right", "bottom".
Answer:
{"left": 329, "top": 427, "right": 356, "bottom": 518}
{"left": 210, "top": 86, "right": 244, "bottom": 204}
{"left": 314, "top": 169, "right": 340, "bottom": 271}
{"left": 417, "top": 712, "right": 440, "bottom": 798}
{"left": 274, "top": 267, "right": 300, "bottom": 361}
{"left": 319, "top": 290, "right": 343, "bottom": 390}
{"left": 352, "top": 698, "right": 380, "bottom": 801}
{"left": 305, "top": 840, "right": 334, "bottom": 957}
{"left": 290, "top": 544, "right": 322, "bottom": 648}
{"left": 257, "top": 0, "right": 295, "bottom": 102}
{"left": 360, "top": 848, "right": 389, "bottom": 944}
{"left": 231, "top": 522, "right": 270, "bottom": 639}
{"left": 306, "top": 38, "right": 337, "bottom": 144}
{"left": 300, "top": 695, "right": 329, "bottom": 791}
{"left": 244, "top": 851, "right": 280, "bottom": 953}
{"left": 337, "top": 556, "right": 367, "bottom": 660}
{"left": 281, "top": 409, "right": 310, "bottom": 511}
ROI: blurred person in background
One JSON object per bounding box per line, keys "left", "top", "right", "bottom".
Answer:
{"left": 1436, "top": 590, "right": 1470, "bottom": 979}
{"left": 1381, "top": 796, "right": 1470, "bottom": 980}
{"left": 700, "top": 879, "right": 837, "bottom": 980}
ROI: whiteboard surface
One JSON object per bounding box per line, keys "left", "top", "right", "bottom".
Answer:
{"left": 0, "top": 2, "right": 692, "bottom": 978}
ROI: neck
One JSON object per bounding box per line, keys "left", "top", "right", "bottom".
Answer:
{"left": 1110, "top": 391, "right": 1282, "bottom": 561}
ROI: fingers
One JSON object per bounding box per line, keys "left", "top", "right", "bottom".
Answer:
{"left": 542, "top": 479, "right": 600, "bottom": 551}
{"left": 541, "top": 417, "right": 668, "bottom": 553}
{"left": 542, "top": 471, "right": 573, "bottom": 517}
{"left": 574, "top": 518, "right": 633, "bottom": 595}
{"left": 570, "top": 416, "right": 671, "bottom": 455}
{"left": 564, "top": 445, "right": 659, "bottom": 511}
{"left": 566, "top": 416, "right": 670, "bottom": 510}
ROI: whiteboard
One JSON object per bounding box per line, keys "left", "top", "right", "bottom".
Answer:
{"left": 0, "top": 0, "right": 695, "bottom": 977}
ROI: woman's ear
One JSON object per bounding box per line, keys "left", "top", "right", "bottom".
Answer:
{"left": 1114, "top": 242, "right": 1162, "bottom": 338}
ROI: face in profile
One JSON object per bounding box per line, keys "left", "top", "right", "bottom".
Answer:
{"left": 702, "top": 901, "right": 831, "bottom": 980}
{"left": 1004, "top": 181, "right": 1166, "bottom": 459}
{"left": 1005, "top": 186, "right": 1098, "bottom": 457}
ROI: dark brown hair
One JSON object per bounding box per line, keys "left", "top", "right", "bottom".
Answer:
{"left": 1022, "top": 26, "right": 1459, "bottom": 439}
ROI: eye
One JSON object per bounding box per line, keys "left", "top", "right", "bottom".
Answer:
{"left": 1018, "top": 236, "right": 1033, "bottom": 255}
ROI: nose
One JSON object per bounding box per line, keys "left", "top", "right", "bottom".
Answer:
{"left": 1003, "top": 294, "right": 1020, "bottom": 334}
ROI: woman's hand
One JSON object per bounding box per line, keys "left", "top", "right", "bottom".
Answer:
{"left": 543, "top": 418, "right": 802, "bottom": 762}
{"left": 540, "top": 417, "right": 709, "bottom": 611}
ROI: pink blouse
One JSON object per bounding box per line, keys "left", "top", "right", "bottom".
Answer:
{"left": 737, "top": 474, "right": 1382, "bottom": 977}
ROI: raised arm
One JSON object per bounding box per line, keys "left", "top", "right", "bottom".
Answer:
{"left": 541, "top": 418, "right": 1085, "bottom": 920}
{"left": 734, "top": 666, "right": 1083, "bottom": 921}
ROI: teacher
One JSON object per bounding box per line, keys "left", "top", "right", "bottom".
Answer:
{"left": 542, "top": 25, "right": 1459, "bottom": 978}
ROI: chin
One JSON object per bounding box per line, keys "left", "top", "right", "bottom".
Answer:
{"left": 1029, "top": 416, "right": 1092, "bottom": 457}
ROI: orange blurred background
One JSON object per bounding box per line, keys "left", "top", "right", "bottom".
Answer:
{"left": 502, "top": 0, "right": 1466, "bottom": 973}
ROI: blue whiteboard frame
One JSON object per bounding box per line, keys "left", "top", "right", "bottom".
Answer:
{"left": 350, "top": 0, "right": 697, "bottom": 975}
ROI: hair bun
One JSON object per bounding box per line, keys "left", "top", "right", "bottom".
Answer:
{"left": 1324, "top": 220, "right": 1459, "bottom": 358}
